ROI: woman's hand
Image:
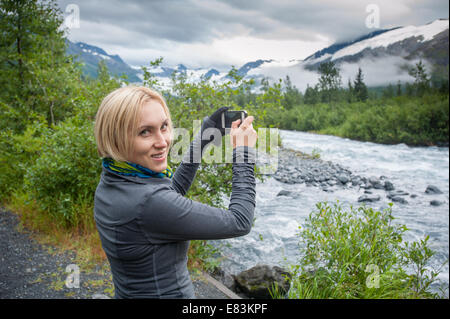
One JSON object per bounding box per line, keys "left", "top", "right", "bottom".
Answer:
{"left": 202, "top": 106, "right": 229, "bottom": 136}
{"left": 230, "top": 116, "right": 257, "bottom": 149}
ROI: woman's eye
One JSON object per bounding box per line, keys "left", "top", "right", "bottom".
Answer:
{"left": 140, "top": 129, "right": 150, "bottom": 136}
{"left": 161, "top": 123, "right": 168, "bottom": 130}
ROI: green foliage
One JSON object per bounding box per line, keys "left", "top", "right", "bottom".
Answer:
{"left": 408, "top": 60, "right": 431, "bottom": 97}
{"left": 23, "top": 115, "right": 101, "bottom": 227}
{"left": 353, "top": 68, "right": 369, "bottom": 102}
{"left": 0, "top": 0, "right": 82, "bottom": 128}
{"left": 318, "top": 61, "right": 342, "bottom": 103}
{"left": 0, "top": 110, "right": 46, "bottom": 201}
{"left": 273, "top": 201, "right": 446, "bottom": 299}
{"left": 270, "top": 93, "right": 449, "bottom": 146}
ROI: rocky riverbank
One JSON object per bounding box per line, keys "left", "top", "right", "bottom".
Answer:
{"left": 271, "top": 147, "right": 443, "bottom": 206}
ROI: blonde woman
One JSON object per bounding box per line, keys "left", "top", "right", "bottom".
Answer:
{"left": 94, "top": 86, "right": 257, "bottom": 298}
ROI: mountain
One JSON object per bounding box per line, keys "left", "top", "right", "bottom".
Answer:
{"left": 303, "top": 28, "right": 399, "bottom": 63}
{"left": 66, "top": 19, "right": 448, "bottom": 90}
{"left": 240, "top": 19, "right": 449, "bottom": 89}
{"left": 303, "top": 19, "right": 449, "bottom": 68}
{"left": 66, "top": 40, "right": 141, "bottom": 82}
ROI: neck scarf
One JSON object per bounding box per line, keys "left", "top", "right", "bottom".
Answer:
{"left": 102, "top": 158, "right": 173, "bottom": 179}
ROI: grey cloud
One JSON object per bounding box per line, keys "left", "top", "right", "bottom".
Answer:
{"left": 60, "top": 0, "right": 448, "bottom": 44}
{"left": 57, "top": 0, "right": 448, "bottom": 67}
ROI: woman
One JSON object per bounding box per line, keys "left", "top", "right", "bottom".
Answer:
{"left": 94, "top": 86, "right": 257, "bottom": 298}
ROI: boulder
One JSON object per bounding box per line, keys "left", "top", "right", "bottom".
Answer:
{"left": 358, "top": 194, "right": 381, "bottom": 202}
{"left": 337, "top": 174, "right": 350, "bottom": 184}
{"left": 387, "top": 190, "right": 409, "bottom": 199}
{"left": 430, "top": 200, "right": 443, "bottom": 206}
{"left": 384, "top": 181, "right": 395, "bottom": 191}
{"left": 389, "top": 196, "right": 408, "bottom": 204}
{"left": 276, "top": 190, "right": 301, "bottom": 198}
{"left": 233, "top": 264, "right": 291, "bottom": 299}
{"left": 351, "top": 176, "right": 362, "bottom": 186}
{"left": 369, "top": 176, "right": 384, "bottom": 189}
{"left": 425, "top": 185, "right": 443, "bottom": 195}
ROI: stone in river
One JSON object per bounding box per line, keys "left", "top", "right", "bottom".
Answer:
{"left": 389, "top": 196, "right": 408, "bottom": 204}
{"left": 358, "top": 194, "right": 381, "bottom": 202}
{"left": 425, "top": 185, "right": 443, "bottom": 195}
{"left": 337, "top": 174, "right": 350, "bottom": 184}
{"left": 234, "top": 264, "right": 291, "bottom": 299}
{"left": 276, "top": 190, "right": 301, "bottom": 198}
{"left": 430, "top": 200, "right": 443, "bottom": 206}
{"left": 384, "top": 180, "right": 395, "bottom": 191}
{"left": 387, "top": 190, "right": 409, "bottom": 199}
{"left": 369, "top": 176, "right": 384, "bottom": 189}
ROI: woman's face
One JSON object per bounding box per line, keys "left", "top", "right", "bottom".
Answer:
{"left": 128, "top": 100, "right": 171, "bottom": 172}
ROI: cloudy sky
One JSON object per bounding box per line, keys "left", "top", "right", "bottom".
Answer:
{"left": 57, "top": 0, "right": 449, "bottom": 70}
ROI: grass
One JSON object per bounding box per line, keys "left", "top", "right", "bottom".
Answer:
{"left": 6, "top": 191, "right": 106, "bottom": 270}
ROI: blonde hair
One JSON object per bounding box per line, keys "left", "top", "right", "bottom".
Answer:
{"left": 94, "top": 86, "right": 173, "bottom": 161}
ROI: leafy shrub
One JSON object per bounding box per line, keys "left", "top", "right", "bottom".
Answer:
{"left": 275, "top": 201, "right": 446, "bottom": 299}
{"left": 23, "top": 115, "right": 101, "bottom": 227}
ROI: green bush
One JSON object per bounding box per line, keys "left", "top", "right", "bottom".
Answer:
{"left": 23, "top": 116, "right": 101, "bottom": 226}
{"left": 274, "top": 201, "right": 446, "bottom": 299}
{"left": 275, "top": 93, "right": 449, "bottom": 146}
{"left": 0, "top": 103, "right": 46, "bottom": 201}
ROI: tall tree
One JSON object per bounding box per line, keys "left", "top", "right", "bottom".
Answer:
{"left": 304, "top": 84, "right": 320, "bottom": 105}
{"left": 409, "top": 60, "right": 430, "bottom": 97}
{"left": 317, "top": 61, "right": 341, "bottom": 103}
{"left": 353, "top": 67, "right": 368, "bottom": 102}
{"left": 396, "top": 80, "right": 402, "bottom": 96}
{"left": 0, "top": 0, "right": 81, "bottom": 128}
{"left": 282, "top": 75, "right": 302, "bottom": 109}
{"left": 347, "top": 78, "right": 355, "bottom": 103}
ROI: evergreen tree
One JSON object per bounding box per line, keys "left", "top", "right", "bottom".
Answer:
{"left": 317, "top": 61, "right": 341, "bottom": 103}
{"left": 282, "top": 75, "right": 302, "bottom": 109}
{"left": 396, "top": 80, "right": 402, "bottom": 96}
{"left": 0, "top": 0, "right": 81, "bottom": 128}
{"left": 409, "top": 60, "right": 430, "bottom": 97}
{"left": 304, "top": 84, "right": 320, "bottom": 105}
{"left": 353, "top": 67, "right": 368, "bottom": 102}
{"left": 382, "top": 84, "right": 395, "bottom": 99}
{"left": 347, "top": 78, "right": 355, "bottom": 103}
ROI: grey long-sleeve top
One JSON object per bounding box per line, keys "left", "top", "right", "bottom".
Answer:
{"left": 94, "top": 146, "right": 256, "bottom": 299}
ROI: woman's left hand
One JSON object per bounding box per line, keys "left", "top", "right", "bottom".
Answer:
{"left": 202, "top": 106, "right": 229, "bottom": 136}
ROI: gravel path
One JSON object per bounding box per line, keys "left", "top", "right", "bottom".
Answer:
{"left": 0, "top": 208, "right": 230, "bottom": 299}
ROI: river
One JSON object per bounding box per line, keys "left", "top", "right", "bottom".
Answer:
{"left": 212, "top": 129, "right": 449, "bottom": 295}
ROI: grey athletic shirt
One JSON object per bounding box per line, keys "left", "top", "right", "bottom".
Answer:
{"left": 94, "top": 146, "right": 256, "bottom": 298}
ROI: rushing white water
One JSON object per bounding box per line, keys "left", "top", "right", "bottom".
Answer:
{"left": 212, "top": 129, "right": 449, "bottom": 294}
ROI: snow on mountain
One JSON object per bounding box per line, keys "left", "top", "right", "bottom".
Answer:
{"left": 330, "top": 19, "right": 449, "bottom": 61}
{"left": 247, "top": 19, "right": 448, "bottom": 90}
{"left": 301, "top": 19, "right": 449, "bottom": 69}
{"left": 66, "top": 40, "right": 141, "bottom": 82}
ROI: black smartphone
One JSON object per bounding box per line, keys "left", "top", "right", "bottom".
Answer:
{"left": 221, "top": 110, "right": 248, "bottom": 129}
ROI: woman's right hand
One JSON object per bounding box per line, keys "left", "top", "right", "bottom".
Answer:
{"left": 230, "top": 116, "right": 257, "bottom": 149}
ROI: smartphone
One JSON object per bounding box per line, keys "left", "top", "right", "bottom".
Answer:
{"left": 221, "top": 110, "right": 248, "bottom": 129}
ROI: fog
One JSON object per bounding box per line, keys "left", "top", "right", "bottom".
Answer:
{"left": 252, "top": 55, "right": 426, "bottom": 93}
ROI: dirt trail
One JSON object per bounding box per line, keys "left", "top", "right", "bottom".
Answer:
{"left": 0, "top": 209, "right": 230, "bottom": 299}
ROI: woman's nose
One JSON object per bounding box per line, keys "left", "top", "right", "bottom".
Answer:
{"left": 154, "top": 130, "right": 168, "bottom": 148}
